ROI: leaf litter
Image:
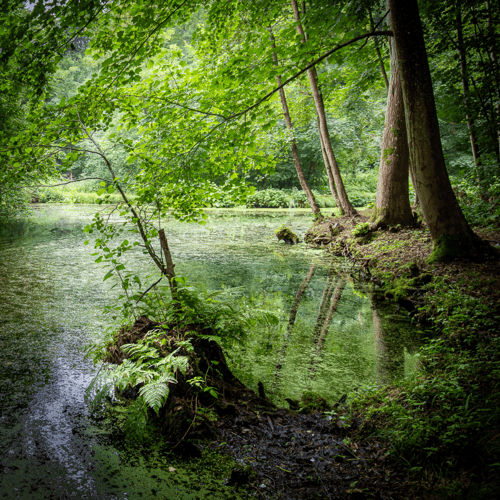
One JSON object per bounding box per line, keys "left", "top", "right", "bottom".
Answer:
{"left": 206, "top": 391, "right": 413, "bottom": 499}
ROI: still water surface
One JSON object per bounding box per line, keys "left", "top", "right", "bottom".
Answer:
{"left": 0, "top": 205, "right": 421, "bottom": 499}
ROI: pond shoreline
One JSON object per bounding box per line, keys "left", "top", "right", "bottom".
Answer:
{"left": 99, "top": 311, "right": 413, "bottom": 500}
{"left": 4, "top": 205, "right": 417, "bottom": 499}
{"left": 304, "top": 212, "right": 500, "bottom": 498}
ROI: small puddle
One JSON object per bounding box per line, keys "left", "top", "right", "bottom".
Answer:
{"left": 0, "top": 205, "right": 423, "bottom": 498}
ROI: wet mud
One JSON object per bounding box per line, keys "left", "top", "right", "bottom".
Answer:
{"left": 210, "top": 394, "right": 411, "bottom": 499}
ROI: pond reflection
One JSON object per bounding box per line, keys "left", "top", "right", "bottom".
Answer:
{"left": 0, "top": 204, "right": 423, "bottom": 498}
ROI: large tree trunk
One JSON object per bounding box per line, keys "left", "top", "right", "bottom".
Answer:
{"left": 373, "top": 28, "right": 414, "bottom": 228}
{"left": 389, "top": 0, "right": 479, "bottom": 262}
{"left": 270, "top": 30, "right": 322, "bottom": 219}
{"left": 290, "top": 0, "right": 358, "bottom": 217}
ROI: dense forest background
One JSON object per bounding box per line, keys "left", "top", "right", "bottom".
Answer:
{"left": 1, "top": 0, "right": 499, "bottom": 229}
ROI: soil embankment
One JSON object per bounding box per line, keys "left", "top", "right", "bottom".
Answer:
{"left": 106, "top": 314, "right": 412, "bottom": 499}
{"left": 304, "top": 210, "right": 500, "bottom": 497}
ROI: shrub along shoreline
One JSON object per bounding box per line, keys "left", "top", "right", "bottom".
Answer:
{"left": 33, "top": 184, "right": 341, "bottom": 209}
{"left": 305, "top": 212, "right": 500, "bottom": 498}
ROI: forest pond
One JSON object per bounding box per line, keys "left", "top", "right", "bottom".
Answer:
{"left": 0, "top": 205, "right": 423, "bottom": 499}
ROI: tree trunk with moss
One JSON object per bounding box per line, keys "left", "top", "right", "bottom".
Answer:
{"left": 291, "top": 0, "right": 357, "bottom": 217}
{"left": 373, "top": 18, "right": 414, "bottom": 228}
{"left": 389, "top": 0, "right": 479, "bottom": 262}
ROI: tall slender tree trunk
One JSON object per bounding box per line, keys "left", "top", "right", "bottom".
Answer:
{"left": 389, "top": 0, "right": 479, "bottom": 262}
{"left": 457, "top": 4, "right": 483, "bottom": 186}
{"left": 486, "top": 0, "right": 500, "bottom": 154}
{"left": 375, "top": 2, "right": 419, "bottom": 209}
{"left": 270, "top": 30, "right": 322, "bottom": 219}
{"left": 159, "top": 229, "right": 180, "bottom": 306}
{"left": 373, "top": 23, "right": 414, "bottom": 228}
{"left": 318, "top": 117, "right": 341, "bottom": 208}
{"left": 290, "top": 0, "right": 358, "bottom": 217}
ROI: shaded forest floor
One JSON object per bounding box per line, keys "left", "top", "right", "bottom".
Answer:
{"left": 303, "top": 211, "right": 500, "bottom": 499}
{"left": 209, "top": 392, "right": 411, "bottom": 500}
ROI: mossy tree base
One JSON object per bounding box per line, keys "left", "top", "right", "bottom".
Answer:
{"left": 426, "top": 233, "right": 489, "bottom": 264}
{"left": 370, "top": 206, "right": 416, "bottom": 230}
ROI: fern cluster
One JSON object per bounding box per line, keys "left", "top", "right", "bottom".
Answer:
{"left": 85, "top": 283, "right": 279, "bottom": 441}
{"left": 115, "top": 334, "right": 190, "bottom": 414}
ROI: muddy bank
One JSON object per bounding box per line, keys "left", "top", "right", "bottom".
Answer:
{"left": 303, "top": 211, "right": 500, "bottom": 497}
{"left": 103, "top": 315, "right": 412, "bottom": 499}
{"left": 212, "top": 394, "right": 411, "bottom": 499}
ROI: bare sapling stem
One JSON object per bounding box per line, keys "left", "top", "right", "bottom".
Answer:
{"left": 75, "top": 107, "right": 180, "bottom": 305}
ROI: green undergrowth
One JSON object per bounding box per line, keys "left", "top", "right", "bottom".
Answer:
{"left": 84, "top": 282, "right": 279, "bottom": 441}
{"left": 346, "top": 265, "right": 500, "bottom": 497}
{"left": 35, "top": 180, "right": 134, "bottom": 204}
{"left": 453, "top": 177, "right": 500, "bottom": 229}
{"left": 245, "top": 187, "right": 337, "bottom": 209}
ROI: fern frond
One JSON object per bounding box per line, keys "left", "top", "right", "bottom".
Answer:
{"left": 241, "top": 308, "right": 280, "bottom": 327}
{"left": 138, "top": 376, "right": 173, "bottom": 414}
{"left": 85, "top": 364, "right": 114, "bottom": 411}
{"left": 194, "top": 333, "right": 222, "bottom": 345}
{"left": 155, "top": 354, "right": 189, "bottom": 376}
{"left": 113, "top": 359, "right": 154, "bottom": 389}
{"left": 121, "top": 342, "right": 160, "bottom": 360}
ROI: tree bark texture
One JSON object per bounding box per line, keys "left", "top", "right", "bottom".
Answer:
{"left": 291, "top": 0, "right": 358, "bottom": 217}
{"left": 159, "top": 228, "right": 178, "bottom": 300}
{"left": 389, "top": 0, "right": 477, "bottom": 261}
{"left": 270, "top": 31, "right": 322, "bottom": 218}
{"left": 374, "top": 32, "right": 414, "bottom": 227}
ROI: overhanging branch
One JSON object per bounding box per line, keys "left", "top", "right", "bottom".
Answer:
{"left": 228, "top": 30, "right": 393, "bottom": 121}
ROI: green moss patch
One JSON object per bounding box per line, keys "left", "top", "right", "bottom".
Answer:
{"left": 274, "top": 224, "right": 300, "bottom": 244}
